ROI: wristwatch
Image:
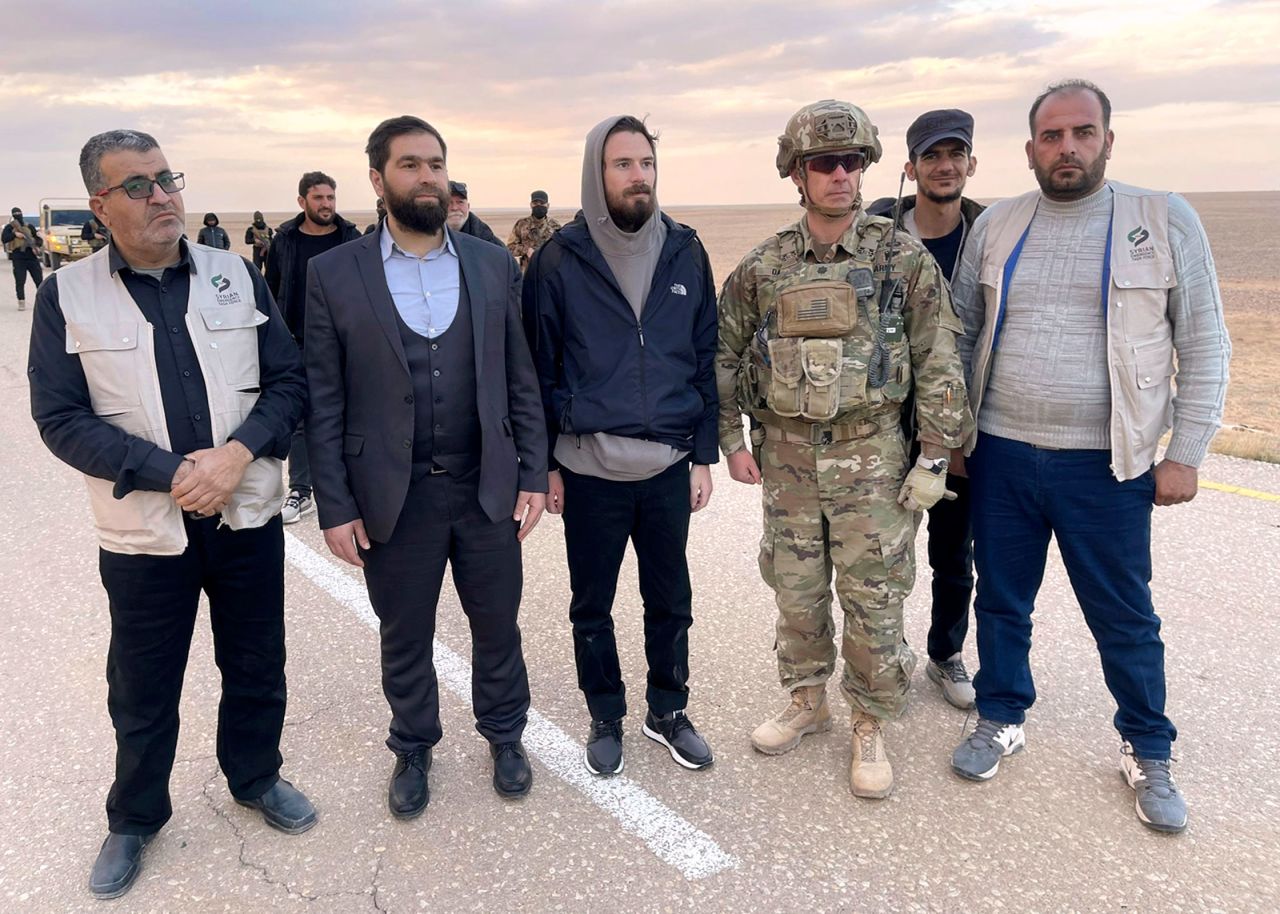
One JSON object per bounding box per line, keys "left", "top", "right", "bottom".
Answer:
{"left": 917, "top": 455, "right": 950, "bottom": 475}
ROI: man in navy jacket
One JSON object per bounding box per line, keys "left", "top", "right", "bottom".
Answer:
{"left": 523, "top": 115, "right": 718, "bottom": 777}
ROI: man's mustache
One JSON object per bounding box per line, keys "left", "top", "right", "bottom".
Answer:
{"left": 624, "top": 184, "right": 653, "bottom": 197}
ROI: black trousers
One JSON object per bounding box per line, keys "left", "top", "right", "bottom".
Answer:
{"left": 98, "top": 515, "right": 287, "bottom": 835}
{"left": 361, "top": 466, "right": 529, "bottom": 753}
{"left": 925, "top": 473, "right": 974, "bottom": 662}
{"left": 560, "top": 460, "right": 694, "bottom": 722}
{"left": 12, "top": 256, "right": 42, "bottom": 300}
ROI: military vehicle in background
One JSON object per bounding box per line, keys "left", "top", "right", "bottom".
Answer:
{"left": 39, "top": 198, "right": 96, "bottom": 270}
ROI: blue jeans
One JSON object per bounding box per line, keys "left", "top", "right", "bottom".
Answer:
{"left": 968, "top": 433, "right": 1176, "bottom": 759}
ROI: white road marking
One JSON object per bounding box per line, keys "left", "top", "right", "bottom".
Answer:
{"left": 284, "top": 532, "right": 739, "bottom": 880}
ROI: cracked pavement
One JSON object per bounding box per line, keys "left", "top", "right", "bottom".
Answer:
{"left": 1, "top": 264, "right": 1278, "bottom": 913}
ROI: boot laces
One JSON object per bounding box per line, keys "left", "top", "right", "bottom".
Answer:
{"left": 853, "top": 716, "right": 881, "bottom": 760}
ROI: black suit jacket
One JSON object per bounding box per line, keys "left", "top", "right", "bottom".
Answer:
{"left": 304, "top": 228, "right": 547, "bottom": 542}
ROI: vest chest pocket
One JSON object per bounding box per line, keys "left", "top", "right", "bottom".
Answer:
{"left": 1112, "top": 261, "right": 1175, "bottom": 343}
{"left": 65, "top": 320, "right": 143, "bottom": 413}
{"left": 198, "top": 306, "right": 266, "bottom": 389}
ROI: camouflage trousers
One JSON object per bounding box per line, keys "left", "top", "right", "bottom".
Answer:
{"left": 758, "top": 427, "right": 918, "bottom": 720}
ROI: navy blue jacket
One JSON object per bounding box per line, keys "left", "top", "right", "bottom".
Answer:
{"left": 522, "top": 213, "right": 719, "bottom": 468}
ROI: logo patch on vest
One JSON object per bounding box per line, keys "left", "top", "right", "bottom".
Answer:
{"left": 1126, "top": 226, "right": 1155, "bottom": 262}
{"left": 670, "top": 283, "right": 687, "bottom": 296}
{"left": 209, "top": 273, "right": 243, "bottom": 304}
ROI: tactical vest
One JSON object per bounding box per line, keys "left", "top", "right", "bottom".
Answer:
{"left": 56, "top": 242, "right": 285, "bottom": 555}
{"left": 966, "top": 181, "right": 1177, "bottom": 481}
{"left": 743, "top": 217, "right": 911, "bottom": 428}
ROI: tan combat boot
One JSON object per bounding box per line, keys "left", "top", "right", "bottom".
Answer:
{"left": 750, "top": 685, "right": 832, "bottom": 755}
{"left": 849, "top": 712, "right": 894, "bottom": 799}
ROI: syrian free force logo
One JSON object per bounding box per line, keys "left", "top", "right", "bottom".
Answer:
{"left": 1126, "top": 225, "right": 1155, "bottom": 262}
{"left": 209, "top": 273, "right": 243, "bottom": 304}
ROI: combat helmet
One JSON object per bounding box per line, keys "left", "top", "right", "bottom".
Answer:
{"left": 776, "top": 100, "right": 883, "bottom": 178}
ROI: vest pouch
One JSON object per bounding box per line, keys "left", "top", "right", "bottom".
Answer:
{"left": 198, "top": 306, "right": 267, "bottom": 389}
{"left": 776, "top": 281, "right": 856, "bottom": 338}
{"left": 800, "top": 339, "right": 842, "bottom": 420}
{"left": 1112, "top": 260, "right": 1177, "bottom": 343}
{"left": 65, "top": 320, "right": 144, "bottom": 413}
{"left": 223, "top": 456, "right": 286, "bottom": 530}
{"left": 765, "top": 337, "right": 804, "bottom": 417}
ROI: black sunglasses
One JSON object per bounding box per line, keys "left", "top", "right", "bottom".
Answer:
{"left": 804, "top": 152, "right": 867, "bottom": 175}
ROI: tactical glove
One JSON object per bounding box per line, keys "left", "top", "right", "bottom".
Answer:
{"left": 897, "top": 456, "right": 957, "bottom": 512}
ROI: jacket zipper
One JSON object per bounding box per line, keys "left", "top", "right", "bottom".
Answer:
{"left": 637, "top": 320, "right": 649, "bottom": 432}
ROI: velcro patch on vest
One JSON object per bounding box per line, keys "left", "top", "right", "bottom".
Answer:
{"left": 777, "top": 281, "right": 856, "bottom": 338}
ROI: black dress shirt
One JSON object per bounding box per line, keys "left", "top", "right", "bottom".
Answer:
{"left": 28, "top": 240, "right": 306, "bottom": 499}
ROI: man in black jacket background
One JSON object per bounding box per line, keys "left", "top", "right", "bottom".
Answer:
{"left": 867, "top": 108, "right": 985, "bottom": 712}
{"left": 523, "top": 115, "right": 719, "bottom": 777}
{"left": 266, "top": 171, "right": 362, "bottom": 524}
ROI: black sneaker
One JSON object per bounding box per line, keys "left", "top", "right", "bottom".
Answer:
{"left": 642, "top": 710, "right": 713, "bottom": 770}
{"left": 585, "top": 718, "right": 624, "bottom": 775}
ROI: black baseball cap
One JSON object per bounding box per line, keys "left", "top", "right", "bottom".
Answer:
{"left": 530, "top": 190, "right": 549, "bottom": 204}
{"left": 906, "top": 109, "right": 974, "bottom": 158}
{"left": 449, "top": 181, "right": 468, "bottom": 199}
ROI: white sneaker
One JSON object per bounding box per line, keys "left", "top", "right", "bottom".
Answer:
{"left": 280, "top": 490, "right": 314, "bottom": 525}
{"left": 952, "top": 719, "right": 1025, "bottom": 781}
{"left": 1120, "top": 741, "right": 1187, "bottom": 833}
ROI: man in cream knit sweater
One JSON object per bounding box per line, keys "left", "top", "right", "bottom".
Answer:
{"left": 947, "top": 80, "right": 1230, "bottom": 834}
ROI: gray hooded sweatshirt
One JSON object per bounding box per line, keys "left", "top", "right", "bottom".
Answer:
{"left": 553, "top": 115, "right": 687, "bottom": 482}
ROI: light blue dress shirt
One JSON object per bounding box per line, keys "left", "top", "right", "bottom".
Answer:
{"left": 380, "top": 224, "right": 461, "bottom": 339}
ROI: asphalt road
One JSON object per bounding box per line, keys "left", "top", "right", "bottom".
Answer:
{"left": 0, "top": 269, "right": 1277, "bottom": 913}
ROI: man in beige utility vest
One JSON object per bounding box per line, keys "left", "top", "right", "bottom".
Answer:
{"left": 948, "top": 80, "right": 1231, "bottom": 834}
{"left": 27, "top": 129, "right": 313, "bottom": 899}
{"left": 717, "top": 100, "right": 973, "bottom": 798}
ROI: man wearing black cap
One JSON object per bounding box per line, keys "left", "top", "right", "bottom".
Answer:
{"left": 2, "top": 206, "right": 43, "bottom": 311}
{"left": 507, "top": 190, "right": 561, "bottom": 271}
{"left": 447, "top": 181, "right": 503, "bottom": 247}
{"left": 868, "top": 108, "right": 984, "bottom": 713}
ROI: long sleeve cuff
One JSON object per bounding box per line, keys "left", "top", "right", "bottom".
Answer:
{"left": 1163, "top": 427, "right": 1215, "bottom": 468}
{"left": 229, "top": 416, "right": 276, "bottom": 461}
{"left": 114, "top": 441, "right": 183, "bottom": 498}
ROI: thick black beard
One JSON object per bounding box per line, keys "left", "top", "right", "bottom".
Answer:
{"left": 608, "top": 197, "right": 653, "bottom": 233}
{"left": 386, "top": 186, "right": 448, "bottom": 234}
{"left": 1035, "top": 150, "right": 1108, "bottom": 201}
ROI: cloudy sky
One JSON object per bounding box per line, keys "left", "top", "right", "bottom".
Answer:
{"left": 3, "top": 0, "right": 1277, "bottom": 214}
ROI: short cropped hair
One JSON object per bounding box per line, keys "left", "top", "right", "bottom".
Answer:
{"left": 1029, "top": 79, "right": 1112, "bottom": 135}
{"left": 298, "top": 171, "right": 336, "bottom": 197}
{"left": 365, "top": 115, "right": 448, "bottom": 173}
{"left": 79, "top": 129, "right": 160, "bottom": 194}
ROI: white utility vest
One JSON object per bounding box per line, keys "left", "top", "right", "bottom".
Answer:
{"left": 965, "top": 180, "right": 1177, "bottom": 481}
{"left": 57, "top": 243, "right": 284, "bottom": 555}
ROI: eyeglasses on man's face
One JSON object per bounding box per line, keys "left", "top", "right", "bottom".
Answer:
{"left": 95, "top": 172, "right": 185, "bottom": 200}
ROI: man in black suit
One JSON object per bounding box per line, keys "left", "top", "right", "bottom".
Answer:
{"left": 305, "top": 115, "right": 548, "bottom": 816}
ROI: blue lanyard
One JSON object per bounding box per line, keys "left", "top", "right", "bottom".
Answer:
{"left": 992, "top": 206, "right": 1114, "bottom": 352}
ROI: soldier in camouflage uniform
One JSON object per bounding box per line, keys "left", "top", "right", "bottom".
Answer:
{"left": 507, "top": 190, "right": 562, "bottom": 271}
{"left": 716, "top": 100, "right": 973, "bottom": 798}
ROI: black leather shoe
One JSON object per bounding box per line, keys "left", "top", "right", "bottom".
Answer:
{"left": 389, "top": 747, "right": 431, "bottom": 819}
{"left": 235, "top": 777, "right": 318, "bottom": 834}
{"left": 491, "top": 740, "right": 532, "bottom": 798}
{"left": 89, "top": 832, "right": 153, "bottom": 899}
